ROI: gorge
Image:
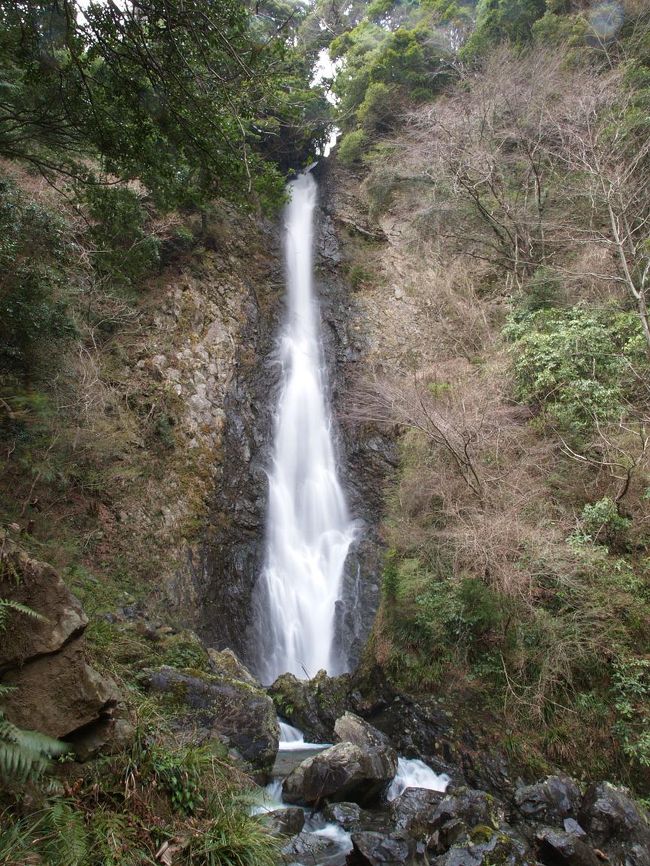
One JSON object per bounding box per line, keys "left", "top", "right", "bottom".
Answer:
{"left": 0, "top": 1, "right": 649, "bottom": 864}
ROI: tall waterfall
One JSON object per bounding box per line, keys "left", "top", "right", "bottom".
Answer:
{"left": 255, "top": 172, "right": 355, "bottom": 685}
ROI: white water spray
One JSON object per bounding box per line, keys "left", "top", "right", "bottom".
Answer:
{"left": 256, "top": 172, "right": 356, "bottom": 684}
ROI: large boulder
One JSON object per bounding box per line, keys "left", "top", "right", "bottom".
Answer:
{"left": 534, "top": 828, "right": 601, "bottom": 866}
{"left": 323, "top": 801, "right": 362, "bottom": 830}
{"left": 514, "top": 776, "right": 582, "bottom": 825}
{"left": 0, "top": 543, "right": 87, "bottom": 670}
{"left": 281, "top": 830, "right": 342, "bottom": 864}
{"left": 434, "top": 829, "right": 528, "bottom": 866}
{"left": 578, "top": 782, "right": 650, "bottom": 866}
{"left": 334, "top": 712, "right": 393, "bottom": 750}
{"left": 282, "top": 740, "right": 398, "bottom": 807}
{"left": 391, "top": 787, "right": 505, "bottom": 855}
{"left": 390, "top": 787, "right": 446, "bottom": 835}
{"left": 0, "top": 540, "right": 124, "bottom": 757}
{"left": 261, "top": 806, "right": 304, "bottom": 837}
{"left": 142, "top": 664, "right": 279, "bottom": 776}
{"left": 269, "top": 670, "right": 352, "bottom": 742}
{"left": 2, "top": 641, "right": 120, "bottom": 739}
{"left": 348, "top": 831, "right": 411, "bottom": 865}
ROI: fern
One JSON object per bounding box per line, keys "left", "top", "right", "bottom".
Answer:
{"left": 0, "top": 711, "right": 70, "bottom": 783}
{"left": 0, "top": 801, "right": 88, "bottom": 866}
{"left": 0, "top": 598, "right": 45, "bottom": 630}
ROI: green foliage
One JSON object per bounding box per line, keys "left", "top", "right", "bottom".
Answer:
{"left": 83, "top": 186, "right": 160, "bottom": 289}
{"left": 612, "top": 658, "right": 650, "bottom": 768}
{"left": 505, "top": 306, "right": 646, "bottom": 437}
{"left": 0, "top": 177, "right": 75, "bottom": 381}
{"left": 461, "top": 0, "right": 546, "bottom": 59}
{"left": 0, "top": 801, "right": 89, "bottom": 866}
{"left": 580, "top": 497, "right": 632, "bottom": 548}
{"left": 0, "top": 712, "right": 70, "bottom": 784}
{"left": 338, "top": 129, "right": 368, "bottom": 165}
{"left": 331, "top": 14, "right": 452, "bottom": 137}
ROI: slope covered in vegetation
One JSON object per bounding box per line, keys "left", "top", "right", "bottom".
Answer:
{"left": 331, "top": 0, "right": 650, "bottom": 795}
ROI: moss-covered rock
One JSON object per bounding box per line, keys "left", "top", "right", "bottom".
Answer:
{"left": 142, "top": 662, "right": 279, "bottom": 778}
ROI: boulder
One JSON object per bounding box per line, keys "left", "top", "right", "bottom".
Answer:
{"left": 208, "top": 648, "right": 258, "bottom": 685}
{"left": 334, "top": 712, "right": 392, "bottom": 750}
{"left": 434, "top": 829, "right": 527, "bottom": 866}
{"left": 534, "top": 828, "right": 601, "bottom": 866}
{"left": 578, "top": 782, "right": 650, "bottom": 866}
{"left": 262, "top": 806, "right": 304, "bottom": 837}
{"left": 348, "top": 831, "right": 411, "bottom": 865}
{"left": 390, "top": 787, "right": 446, "bottom": 835}
{"left": 417, "top": 788, "right": 505, "bottom": 854}
{"left": 0, "top": 543, "right": 87, "bottom": 670}
{"left": 2, "top": 641, "right": 120, "bottom": 740}
{"left": 0, "top": 542, "right": 124, "bottom": 757}
{"left": 282, "top": 740, "right": 398, "bottom": 807}
{"left": 514, "top": 776, "right": 582, "bottom": 825}
{"left": 142, "top": 664, "right": 279, "bottom": 776}
{"left": 281, "top": 830, "right": 341, "bottom": 863}
{"left": 323, "top": 801, "right": 362, "bottom": 829}
{"left": 269, "top": 670, "right": 352, "bottom": 742}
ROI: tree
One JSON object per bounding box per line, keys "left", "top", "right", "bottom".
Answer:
{"left": 0, "top": 0, "right": 329, "bottom": 211}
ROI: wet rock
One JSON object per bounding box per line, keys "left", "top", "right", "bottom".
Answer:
{"left": 263, "top": 806, "right": 305, "bottom": 836}
{"left": 578, "top": 782, "right": 650, "bottom": 866}
{"left": 515, "top": 776, "right": 582, "bottom": 825}
{"left": 282, "top": 740, "right": 398, "bottom": 807}
{"left": 390, "top": 787, "right": 446, "bottom": 834}
{"left": 270, "top": 671, "right": 353, "bottom": 742}
{"left": 324, "top": 802, "right": 362, "bottom": 829}
{"left": 348, "top": 831, "right": 411, "bottom": 865}
{"left": 434, "top": 829, "right": 527, "bottom": 866}
{"left": 281, "top": 830, "right": 340, "bottom": 863}
{"left": 534, "top": 828, "right": 601, "bottom": 866}
{"left": 0, "top": 543, "right": 87, "bottom": 670}
{"left": 142, "top": 664, "right": 279, "bottom": 776}
{"left": 334, "top": 712, "right": 393, "bottom": 750}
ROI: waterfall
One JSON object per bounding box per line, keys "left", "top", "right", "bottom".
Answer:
{"left": 255, "top": 172, "right": 356, "bottom": 685}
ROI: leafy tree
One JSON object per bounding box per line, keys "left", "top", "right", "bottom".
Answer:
{"left": 0, "top": 0, "right": 329, "bottom": 211}
{"left": 461, "top": 0, "right": 546, "bottom": 58}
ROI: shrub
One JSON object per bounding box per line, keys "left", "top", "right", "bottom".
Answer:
{"left": 83, "top": 186, "right": 161, "bottom": 289}
{"left": 338, "top": 129, "right": 367, "bottom": 165}
{"left": 0, "top": 177, "right": 75, "bottom": 380}
{"left": 505, "top": 306, "right": 645, "bottom": 437}
{"left": 580, "top": 497, "right": 632, "bottom": 548}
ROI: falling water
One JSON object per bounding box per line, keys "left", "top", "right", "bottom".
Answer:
{"left": 255, "top": 172, "right": 356, "bottom": 684}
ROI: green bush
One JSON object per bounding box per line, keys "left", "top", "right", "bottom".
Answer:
{"left": 504, "top": 306, "right": 645, "bottom": 437}
{"left": 338, "top": 129, "right": 367, "bottom": 165}
{"left": 83, "top": 186, "right": 161, "bottom": 289}
{"left": 580, "top": 497, "right": 632, "bottom": 548}
{"left": 0, "top": 178, "right": 75, "bottom": 380}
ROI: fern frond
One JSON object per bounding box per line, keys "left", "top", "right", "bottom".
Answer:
{"left": 0, "top": 712, "right": 70, "bottom": 782}
{"left": 0, "top": 598, "right": 46, "bottom": 631}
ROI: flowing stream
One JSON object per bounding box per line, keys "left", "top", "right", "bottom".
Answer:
{"left": 255, "top": 172, "right": 356, "bottom": 684}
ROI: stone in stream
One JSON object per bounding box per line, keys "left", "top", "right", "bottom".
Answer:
{"left": 323, "top": 801, "right": 362, "bottom": 830}
{"left": 348, "top": 831, "right": 412, "bottom": 865}
{"left": 282, "top": 739, "right": 398, "bottom": 807}
{"left": 281, "top": 830, "right": 341, "bottom": 863}
{"left": 262, "top": 806, "right": 305, "bottom": 837}
{"left": 334, "top": 712, "right": 393, "bottom": 750}
{"left": 390, "top": 787, "right": 446, "bottom": 834}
